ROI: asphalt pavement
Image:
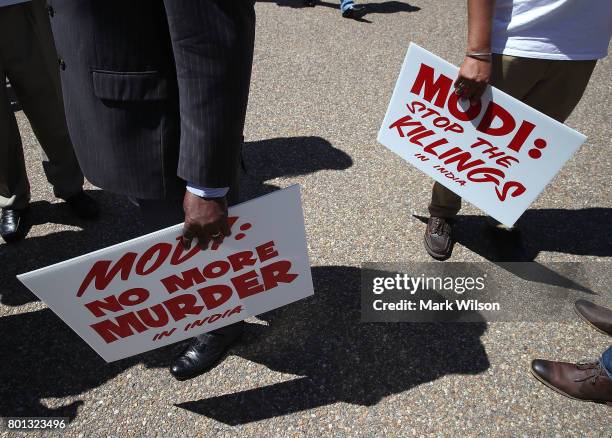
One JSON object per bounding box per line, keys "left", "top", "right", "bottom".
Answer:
{"left": 1, "top": 1, "right": 611, "bottom": 436}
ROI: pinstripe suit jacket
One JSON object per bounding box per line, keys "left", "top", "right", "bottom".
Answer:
{"left": 48, "top": 0, "right": 255, "bottom": 199}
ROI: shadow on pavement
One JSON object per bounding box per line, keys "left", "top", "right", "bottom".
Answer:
{"left": 0, "top": 191, "right": 143, "bottom": 307}
{"left": 0, "top": 135, "right": 486, "bottom": 424}
{"left": 241, "top": 135, "right": 353, "bottom": 200}
{"left": 0, "top": 136, "right": 352, "bottom": 307}
{"left": 176, "top": 265, "right": 489, "bottom": 424}
{"left": 0, "top": 266, "right": 489, "bottom": 422}
{"left": 0, "top": 135, "right": 356, "bottom": 420}
{"left": 0, "top": 303, "right": 207, "bottom": 420}
{"left": 257, "top": 0, "right": 420, "bottom": 16}
{"left": 413, "top": 209, "right": 611, "bottom": 295}
{"left": 415, "top": 208, "right": 612, "bottom": 262}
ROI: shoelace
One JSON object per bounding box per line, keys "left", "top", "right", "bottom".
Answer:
{"left": 574, "top": 361, "right": 606, "bottom": 385}
{"left": 430, "top": 217, "right": 449, "bottom": 236}
{"left": 1, "top": 210, "right": 18, "bottom": 224}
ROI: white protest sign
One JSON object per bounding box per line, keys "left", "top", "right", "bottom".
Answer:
{"left": 378, "top": 43, "right": 587, "bottom": 226}
{"left": 18, "top": 185, "right": 313, "bottom": 362}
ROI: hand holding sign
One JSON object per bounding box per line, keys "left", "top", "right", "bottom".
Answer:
{"left": 378, "top": 44, "right": 586, "bottom": 227}
{"left": 455, "top": 56, "right": 492, "bottom": 106}
{"left": 182, "top": 193, "right": 230, "bottom": 250}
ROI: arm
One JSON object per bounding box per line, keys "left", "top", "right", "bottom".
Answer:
{"left": 455, "top": 0, "right": 495, "bottom": 106}
{"left": 162, "top": 1, "right": 255, "bottom": 249}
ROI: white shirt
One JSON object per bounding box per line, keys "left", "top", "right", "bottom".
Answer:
{"left": 491, "top": 0, "right": 612, "bottom": 60}
{"left": 186, "top": 184, "right": 229, "bottom": 198}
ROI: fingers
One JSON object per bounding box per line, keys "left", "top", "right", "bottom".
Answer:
{"left": 455, "top": 56, "right": 491, "bottom": 106}
{"left": 182, "top": 224, "right": 196, "bottom": 250}
{"left": 183, "top": 220, "right": 229, "bottom": 250}
{"left": 182, "top": 193, "right": 230, "bottom": 250}
{"left": 209, "top": 227, "right": 224, "bottom": 247}
{"left": 198, "top": 235, "right": 211, "bottom": 251}
{"left": 465, "top": 82, "right": 486, "bottom": 106}
{"left": 455, "top": 78, "right": 484, "bottom": 107}
{"left": 220, "top": 217, "right": 231, "bottom": 237}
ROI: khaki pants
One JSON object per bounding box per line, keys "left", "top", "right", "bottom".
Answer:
{"left": 429, "top": 54, "right": 597, "bottom": 218}
{"left": 0, "top": 0, "right": 83, "bottom": 210}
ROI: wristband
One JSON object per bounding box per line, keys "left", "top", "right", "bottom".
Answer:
{"left": 466, "top": 51, "right": 492, "bottom": 61}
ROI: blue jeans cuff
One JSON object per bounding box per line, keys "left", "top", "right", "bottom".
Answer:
{"left": 341, "top": 0, "right": 355, "bottom": 12}
{"left": 601, "top": 345, "right": 612, "bottom": 379}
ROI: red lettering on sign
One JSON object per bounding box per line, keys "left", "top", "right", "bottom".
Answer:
{"left": 261, "top": 260, "right": 298, "bottom": 291}
{"left": 135, "top": 243, "right": 172, "bottom": 275}
{"left": 90, "top": 312, "right": 148, "bottom": 344}
{"left": 197, "top": 285, "right": 233, "bottom": 310}
{"left": 231, "top": 270, "right": 265, "bottom": 299}
{"left": 160, "top": 267, "right": 206, "bottom": 294}
{"left": 410, "top": 63, "right": 453, "bottom": 108}
{"left": 477, "top": 102, "right": 516, "bottom": 137}
{"left": 77, "top": 252, "right": 137, "bottom": 297}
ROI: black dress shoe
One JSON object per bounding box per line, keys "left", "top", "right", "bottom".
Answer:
{"left": 170, "top": 322, "right": 244, "bottom": 381}
{"left": 0, "top": 208, "right": 30, "bottom": 243}
{"left": 424, "top": 216, "right": 454, "bottom": 260}
{"left": 342, "top": 4, "right": 367, "bottom": 19}
{"left": 66, "top": 192, "right": 99, "bottom": 220}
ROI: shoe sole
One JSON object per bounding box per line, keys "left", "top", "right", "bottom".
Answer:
{"left": 1, "top": 232, "right": 27, "bottom": 243}
{"left": 529, "top": 364, "right": 612, "bottom": 406}
{"left": 423, "top": 234, "right": 452, "bottom": 261}
{"left": 574, "top": 306, "right": 612, "bottom": 337}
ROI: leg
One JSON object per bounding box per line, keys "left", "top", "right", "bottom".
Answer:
{"left": 0, "top": 67, "right": 32, "bottom": 242}
{"left": 423, "top": 55, "right": 549, "bottom": 258}
{"left": 169, "top": 174, "right": 244, "bottom": 380}
{"left": 3, "top": 0, "right": 84, "bottom": 202}
{"left": 521, "top": 59, "right": 596, "bottom": 123}
{"left": 425, "top": 54, "right": 544, "bottom": 218}
{"left": 340, "top": 0, "right": 366, "bottom": 19}
{"left": 428, "top": 182, "right": 461, "bottom": 219}
{"left": 424, "top": 180, "right": 462, "bottom": 260}
{"left": 489, "top": 54, "right": 549, "bottom": 100}
{"left": 602, "top": 346, "right": 612, "bottom": 380}
{"left": 0, "top": 70, "right": 30, "bottom": 211}
{"left": 139, "top": 173, "right": 244, "bottom": 381}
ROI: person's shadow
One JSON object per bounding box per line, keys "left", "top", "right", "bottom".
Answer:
{"left": 0, "top": 135, "right": 352, "bottom": 419}
{"left": 174, "top": 265, "right": 489, "bottom": 424}
{"left": 414, "top": 208, "right": 612, "bottom": 262}
{"left": 257, "top": 0, "right": 420, "bottom": 17}
{"left": 0, "top": 266, "right": 489, "bottom": 423}
{"left": 0, "top": 136, "right": 352, "bottom": 307}
{"left": 0, "top": 135, "right": 489, "bottom": 424}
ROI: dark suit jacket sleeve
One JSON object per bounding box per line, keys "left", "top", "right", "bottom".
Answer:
{"left": 163, "top": 0, "right": 255, "bottom": 188}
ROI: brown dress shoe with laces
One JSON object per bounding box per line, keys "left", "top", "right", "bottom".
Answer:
{"left": 574, "top": 300, "right": 612, "bottom": 336}
{"left": 424, "top": 216, "right": 454, "bottom": 260}
{"left": 531, "top": 359, "right": 612, "bottom": 405}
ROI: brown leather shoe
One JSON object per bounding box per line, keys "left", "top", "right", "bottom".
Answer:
{"left": 575, "top": 300, "right": 612, "bottom": 336}
{"left": 531, "top": 359, "right": 612, "bottom": 405}
{"left": 424, "top": 216, "right": 453, "bottom": 260}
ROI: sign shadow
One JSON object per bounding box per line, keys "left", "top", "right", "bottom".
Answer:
{"left": 175, "top": 265, "right": 489, "bottom": 424}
